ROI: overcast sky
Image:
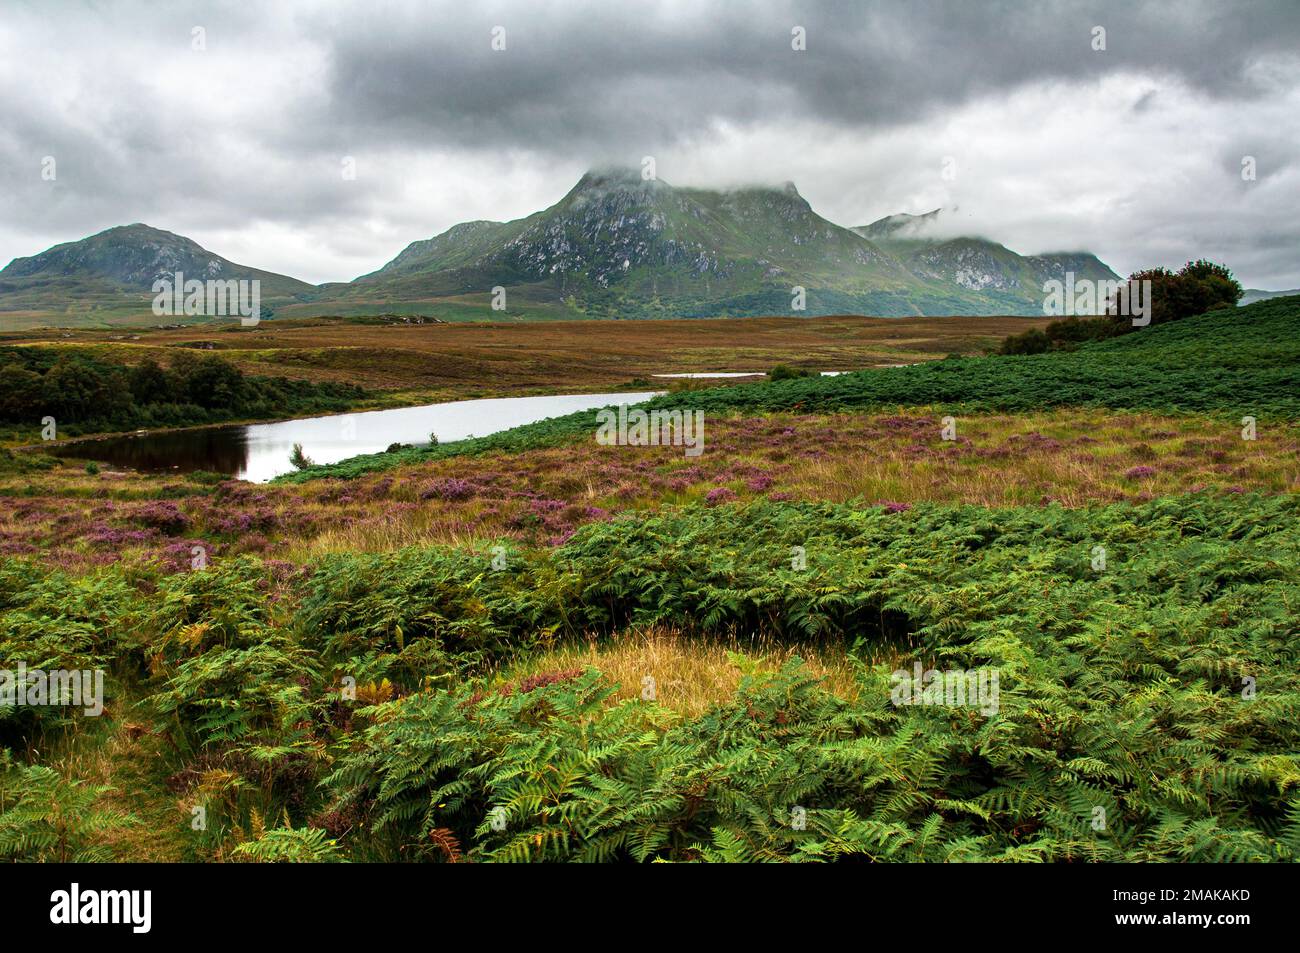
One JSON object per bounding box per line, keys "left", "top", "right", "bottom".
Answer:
{"left": 2, "top": 0, "right": 1297, "bottom": 288}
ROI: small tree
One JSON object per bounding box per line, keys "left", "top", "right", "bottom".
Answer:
{"left": 1002, "top": 259, "right": 1246, "bottom": 355}
{"left": 289, "top": 443, "right": 314, "bottom": 470}
{"left": 1108, "top": 259, "right": 1243, "bottom": 325}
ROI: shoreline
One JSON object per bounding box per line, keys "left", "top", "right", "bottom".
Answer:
{"left": 7, "top": 381, "right": 667, "bottom": 455}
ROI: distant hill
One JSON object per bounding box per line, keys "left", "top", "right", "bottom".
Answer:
{"left": 324, "top": 169, "right": 933, "bottom": 319}
{"left": 0, "top": 224, "right": 314, "bottom": 328}
{"left": 1241, "top": 288, "right": 1300, "bottom": 306}
{"left": 0, "top": 172, "right": 1124, "bottom": 327}
{"left": 853, "top": 209, "right": 1118, "bottom": 312}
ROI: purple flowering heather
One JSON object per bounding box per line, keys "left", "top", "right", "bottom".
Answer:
{"left": 421, "top": 477, "right": 477, "bottom": 501}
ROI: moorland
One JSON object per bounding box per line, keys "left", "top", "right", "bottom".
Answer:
{"left": 1, "top": 294, "right": 1298, "bottom": 863}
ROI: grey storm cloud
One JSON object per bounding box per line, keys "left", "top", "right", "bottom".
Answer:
{"left": 309, "top": 0, "right": 1300, "bottom": 153}
{"left": 0, "top": 0, "right": 1297, "bottom": 287}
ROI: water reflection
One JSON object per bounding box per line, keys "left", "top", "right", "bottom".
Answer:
{"left": 55, "top": 426, "right": 252, "bottom": 476}
{"left": 52, "top": 391, "right": 661, "bottom": 482}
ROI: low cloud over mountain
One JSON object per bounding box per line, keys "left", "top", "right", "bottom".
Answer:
{"left": 1, "top": 0, "right": 1297, "bottom": 291}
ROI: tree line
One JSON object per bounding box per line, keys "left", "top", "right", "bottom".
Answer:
{"left": 0, "top": 347, "right": 365, "bottom": 434}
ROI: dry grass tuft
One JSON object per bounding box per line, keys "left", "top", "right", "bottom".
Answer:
{"left": 497, "top": 626, "right": 872, "bottom": 717}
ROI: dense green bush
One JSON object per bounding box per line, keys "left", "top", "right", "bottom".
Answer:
{"left": 286, "top": 491, "right": 1300, "bottom": 652}
{"left": 0, "top": 563, "right": 141, "bottom": 743}
{"left": 311, "top": 493, "right": 1300, "bottom": 861}
{"left": 1000, "top": 315, "right": 1120, "bottom": 354}
{"left": 768, "top": 364, "right": 812, "bottom": 381}
{"left": 328, "top": 648, "right": 1300, "bottom": 862}
{"left": 296, "top": 544, "right": 538, "bottom": 689}
{"left": 140, "top": 558, "right": 324, "bottom": 758}
{"left": 1120, "top": 259, "right": 1244, "bottom": 325}
{"left": 148, "top": 640, "right": 321, "bottom": 754}
{"left": 232, "top": 825, "right": 345, "bottom": 863}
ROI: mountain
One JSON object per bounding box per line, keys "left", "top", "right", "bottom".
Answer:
{"left": 853, "top": 210, "right": 1119, "bottom": 313}
{"left": 0, "top": 171, "right": 1122, "bottom": 327}
{"left": 1241, "top": 288, "right": 1300, "bottom": 306}
{"left": 325, "top": 168, "right": 935, "bottom": 319}
{"left": 0, "top": 224, "right": 314, "bottom": 327}
{"left": 314, "top": 169, "right": 1119, "bottom": 319}
{"left": 854, "top": 209, "right": 942, "bottom": 243}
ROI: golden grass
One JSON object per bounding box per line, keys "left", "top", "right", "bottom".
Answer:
{"left": 496, "top": 627, "right": 873, "bottom": 718}
{"left": 278, "top": 509, "right": 491, "bottom": 561}
{"left": 43, "top": 698, "right": 190, "bottom": 862}
{"left": 2, "top": 312, "right": 1038, "bottom": 394}
{"left": 738, "top": 409, "right": 1300, "bottom": 507}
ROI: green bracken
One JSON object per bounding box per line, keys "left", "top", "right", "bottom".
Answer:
{"left": 2, "top": 491, "right": 1298, "bottom": 861}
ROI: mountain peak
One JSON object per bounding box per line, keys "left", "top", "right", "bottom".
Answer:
{"left": 578, "top": 165, "right": 650, "bottom": 183}
{"left": 857, "top": 209, "right": 943, "bottom": 240}
{"left": 568, "top": 166, "right": 670, "bottom": 200}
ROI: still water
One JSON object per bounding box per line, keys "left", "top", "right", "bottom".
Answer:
{"left": 652, "top": 372, "right": 765, "bottom": 378}
{"left": 55, "top": 391, "right": 661, "bottom": 482}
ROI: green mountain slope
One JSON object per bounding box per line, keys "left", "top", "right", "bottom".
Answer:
{"left": 0, "top": 172, "right": 1124, "bottom": 326}
{"left": 312, "top": 169, "right": 1119, "bottom": 320}
{"left": 0, "top": 224, "right": 315, "bottom": 327}
{"left": 854, "top": 210, "right": 1119, "bottom": 314}
{"left": 323, "top": 169, "right": 934, "bottom": 318}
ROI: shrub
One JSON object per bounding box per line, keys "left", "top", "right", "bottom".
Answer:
{"left": 1000, "top": 260, "right": 1245, "bottom": 355}
{"left": 0, "top": 346, "right": 366, "bottom": 433}
{"left": 769, "top": 364, "right": 812, "bottom": 381}
{"left": 1116, "top": 259, "right": 1243, "bottom": 325}
{"left": 325, "top": 641, "right": 1300, "bottom": 862}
